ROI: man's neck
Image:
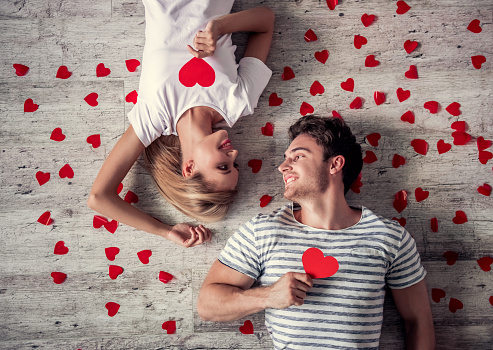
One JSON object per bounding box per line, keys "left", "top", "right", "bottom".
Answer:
{"left": 294, "top": 190, "right": 361, "bottom": 231}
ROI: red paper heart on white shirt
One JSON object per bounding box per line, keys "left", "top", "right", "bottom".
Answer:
{"left": 179, "top": 57, "right": 215, "bottom": 87}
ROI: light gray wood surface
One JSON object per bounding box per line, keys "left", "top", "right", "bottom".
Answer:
{"left": 0, "top": 0, "right": 492, "bottom": 349}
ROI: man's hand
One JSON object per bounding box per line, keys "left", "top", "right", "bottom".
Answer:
{"left": 165, "top": 223, "right": 212, "bottom": 247}
{"left": 186, "top": 20, "right": 221, "bottom": 59}
{"left": 266, "top": 272, "right": 313, "bottom": 309}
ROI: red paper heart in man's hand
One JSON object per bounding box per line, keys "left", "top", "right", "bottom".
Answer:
{"left": 302, "top": 247, "right": 339, "bottom": 279}
{"left": 179, "top": 57, "right": 215, "bottom": 87}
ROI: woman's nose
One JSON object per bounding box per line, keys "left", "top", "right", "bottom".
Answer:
{"left": 228, "top": 149, "right": 238, "bottom": 160}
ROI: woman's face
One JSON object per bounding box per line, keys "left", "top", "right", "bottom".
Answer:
{"left": 192, "top": 130, "right": 239, "bottom": 191}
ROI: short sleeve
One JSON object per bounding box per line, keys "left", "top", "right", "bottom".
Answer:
{"left": 237, "top": 57, "right": 272, "bottom": 114}
{"left": 127, "top": 99, "right": 168, "bottom": 147}
{"left": 218, "top": 218, "right": 261, "bottom": 281}
{"left": 386, "top": 228, "right": 426, "bottom": 289}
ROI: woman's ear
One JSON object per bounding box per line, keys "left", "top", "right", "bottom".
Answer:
{"left": 329, "top": 155, "right": 345, "bottom": 175}
{"left": 182, "top": 160, "right": 195, "bottom": 177}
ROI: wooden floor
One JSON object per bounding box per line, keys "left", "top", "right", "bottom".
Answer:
{"left": 0, "top": 0, "right": 492, "bottom": 349}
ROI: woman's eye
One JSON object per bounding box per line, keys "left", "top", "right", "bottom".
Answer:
{"left": 218, "top": 165, "right": 228, "bottom": 171}
{"left": 233, "top": 162, "right": 239, "bottom": 169}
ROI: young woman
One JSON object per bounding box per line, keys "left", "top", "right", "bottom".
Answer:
{"left": 88, "top": 0, "right": 274, "bottom": 247}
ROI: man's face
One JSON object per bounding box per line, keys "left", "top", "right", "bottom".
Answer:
{"left": 278, "top": 134, "right": 329, "bottom": 202}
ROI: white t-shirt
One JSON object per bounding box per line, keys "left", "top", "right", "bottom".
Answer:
{"left": 128, "top": 0, "right": 273, "bottom": 147}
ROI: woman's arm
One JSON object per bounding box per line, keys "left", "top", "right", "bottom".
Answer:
{"left": 187, "top": 7, "right": 274, "bottom": 63}
{"left": 87, "top": 126, "right": 211, "bottom": 247}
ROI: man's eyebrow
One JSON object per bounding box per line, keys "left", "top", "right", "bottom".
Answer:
{"left": 283, "top": 147, "right": 312, "bottom": 158}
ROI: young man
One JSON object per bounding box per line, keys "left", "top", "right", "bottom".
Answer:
{"left": 197, "top": 115, "right": 436, "bottom": 349}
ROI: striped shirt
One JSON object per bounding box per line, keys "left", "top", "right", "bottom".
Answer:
{"left": 218, "top": 204, "right": 426, "bottom": 350}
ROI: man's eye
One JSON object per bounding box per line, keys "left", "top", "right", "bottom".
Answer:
{"left": 294, "top": 155, "right": 300, "bottom": 161}
{"left": 218, "top": 165, "right": 228, "bottom": 171}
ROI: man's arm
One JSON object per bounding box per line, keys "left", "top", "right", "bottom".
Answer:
{"left": 391, "top": 280, "right": 436, "bottom": 350}
{"left": 197, "top": 260, "right": 313, "bottom": 322}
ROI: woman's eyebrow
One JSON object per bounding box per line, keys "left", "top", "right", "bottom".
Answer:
{"left": 283, "top": 147, "right": 312, "bottom": 158}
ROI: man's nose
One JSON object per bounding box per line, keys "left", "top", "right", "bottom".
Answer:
{"left": 278, "top": 159, "right": 291, "bottom": 173}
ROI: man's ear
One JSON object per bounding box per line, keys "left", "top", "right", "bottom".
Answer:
{"left": 329, "top": 155, "right": 345, "bottom": 175}
{"left": 182, "top": 159, "right": 195, "bottom": 177}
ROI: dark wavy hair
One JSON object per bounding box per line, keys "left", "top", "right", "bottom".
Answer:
{"left": 288, "top": 115, "right": 363, "bottom": 194}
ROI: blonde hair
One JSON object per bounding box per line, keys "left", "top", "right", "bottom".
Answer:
{"left": 143, "top": 135, "right": 237, "bottom": 222}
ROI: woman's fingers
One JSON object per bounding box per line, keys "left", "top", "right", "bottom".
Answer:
{"left": 184, "top": 227, "right": 197, "bottom": 248}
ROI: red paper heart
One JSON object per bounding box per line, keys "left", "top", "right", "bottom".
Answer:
{"left": 361, "top": 13, "right": 375, "bottom": 27}
{"left": 117, "top": 183, "right": 123, "bottom": 194}
{"left": 490, "top": 296, "right": 493, "bottom": 306}
{"left": 332, "top": 110, "right": 343, "bottom": 120}
{"left": 452, "top": 210, "right": 467, "bottom": 224}
{"left": 374, "top": 91, "right": 386, "bottom": 106}
{"left": 54, "top": 241, "right": 69, "bottom": 255}
{"left": 405, "top": 65, "right": 418, "bottom": 79}
{"left": 411, "top": 139, "right": 428, "bottom": 155}
{"left": 449, "top": 298, "right": 463, "bottom": 313}
{"left": 354, "top": 35, "right": 367, "bottom": 49}
{"left": 302, "top": 247, "right": 339, "bottom": 279}
{"left": 452, "top": 131, "right": 471, "bottom": 146}
{"left": 96, "top": 63, "right": 111, "bottom": 77}
{"left": 471, "top": 55, "right": 486, "bottom": 69}
{"left": 159, "top": 271, "right": 174, "bottom": 283}
{"left": 304, "top": 29, "right": 317, "bottom": 42}
{"left": 437, "top": 140, "right": 452, "bottom": 154}
{"left": 56, "top": 65, "right": 72, "bottom": 79}
{"left": 84, "top": 93, "right": 98, "bottom": 107}
{"left": 341, "top": 78, "right": 354, "bottom": 92}
{"left": 404, "top": 40, "right": 418, "bottom": 54}
{"left": 443, "top": 251, "right": 459, "bottom": 265}
{"left": 261, "top": 122, "right": 274, "bottom": 136}
{"left": 445, "top": 102, "right": 461, "bottom": 116}
{"left": 363, "top": 150, "right": 377, "bottom": 164}
{"left": 415, "top": 187, "right": 429, "bottom": 202}
{"left": 124, "top": 190, "right": 139, "bottom": 204}
{"left": 451, "top": 121, "right": 467, "bottom": 132}
{"left": 36, "top": 171, "right": 50, "bottom": 186}
{"left": 50, "top": 128, "right": 65, "bottom": 142}
{"left": 282, "top": 66, "right": 295, "bottom": 81}
{"left": 393, "top": 190, "right": 408, "bottom": 213}
{"left": 300, "top": 102, "right": 314, "bottom": 116}
{"left": 247, "top": 159, "right": 262, "bottom": 173}
{"left": 310, "top": 81, "right": 324, "bottom": 96}
{"left": 38, "top": 211, "right": 53, "bottom": 225}
{"left": 396, "top": 88, "right": 411, "bottom": 102}
{"left": 105, "top": 247, "right": 120, "bottom": 261}
{"left": 477, "top": 183, "right": 491, "bottom": 196}
{"left": 350, "top": 97, "right": 363, "bottom": 109}
{"left": 13, "top": 63, "right": 29, "bottom": 76}
{"left": 59, "top": 164, "right": 74, "bottom": 179}
{"left": 477, "top": 136, "right": 492, "bottom": 151}
{"left": 326, "top": 0, "right": 338, "bottom": 10}
{"left": 314, "top": 50, "right": 329, "bottom": 64}
{"left": 366, "top": 133, "right": 381, "bottom": 147}
{"left": 105, "top": 302, "right": 120, "bottom": 317}
{"left": 24, "top": 98, "right": 38, "bottom": 112}
{"left": 162, "top": 320, "right": 176, "bottom": 334}
{"left": 431, "top": 217, "right": 438, "bottom": 232}
{"left": 137, "top": 249, "right": 152, "bottom": 264}
{"left": 109, "top": 265, "right": 124, "bottom": 279}
{"left": 51, "top": 272, "right": 67, "bottom": 284}
{"left": 179, "top": 57, "right": 215, "bottom": 87}
{"left": 86, "top": 134, "right": 101, "bottom": 148}
{"left": 125, "top": 90, "right": 138, "bottom": 104}
{"left": 431, "top": 288, "right": 446, "bottom": 303}
{"left": 479, "top": 151, "right": 493, "bottom": 164}
{"left": 269, "top": 93, "right": 283, "bottom": 106}
{"left": 104, "top": 220, "right": 118, "bottom": 234}
{"left": 125, "top": 59, "right": 140, "bottom": 72}
{"left": 396, "top": 1, "right": 411, "bottom": 14}
{"left": 392, "top": 154, "right": 406, "bottom": 168}
{"left": 477, "top": 256, "right": 493, "bottom": 272}
{"left": 392, "top": 217, "right": 406, "bottom": 227}
{"left": 350, "top": 173, "right": 363, "bottom": 194}
{"left": 424, "top": 101, "right": 440, "bottom": 114}
{"left": 467, "top": 19, "right": 482, "bottom": 33}
{"left": 93, "top": 215, "right": 108, "bottom": 229}
{"left": 400, "top": 110, "right": 415, "bottom": 124}
{"left": 260, "top": 195, "right": 272, "bottom": 208}
{"left": 239, "top": 320, "right": 254, "bottom": 334}
{"left": 365, "top": 55, "right": 379, "bottom": 67}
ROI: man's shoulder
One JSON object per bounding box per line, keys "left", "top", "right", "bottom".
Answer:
{"left": 247, "top": 203, "right": 294, "bottom": 227}
{"left": 360, "top": 206, "right": 405, "bottom": 236}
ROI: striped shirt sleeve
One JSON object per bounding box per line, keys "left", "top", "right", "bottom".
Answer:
{"left": 386, "top": 228, "right": 426, "bottom": 289}
{"left": 218, "top": 217, "right": 261, "bottom": 281}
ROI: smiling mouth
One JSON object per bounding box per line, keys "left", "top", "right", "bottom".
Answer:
{"left": 284, "top": 177, "right": 298, "bottom": 185}
{"left": 219, "top": 139, "right": 233, "bottom": 150}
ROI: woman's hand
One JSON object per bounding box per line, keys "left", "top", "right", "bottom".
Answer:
{"left": 165, "top": 223, "right": 212, "bottom": 247}
{"left": 187, "top": 19, "right": 221, "bottom": 59}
